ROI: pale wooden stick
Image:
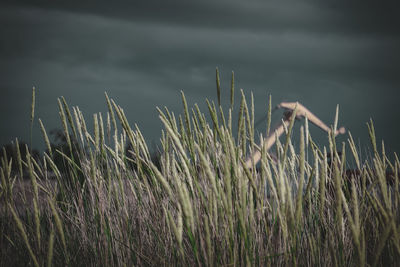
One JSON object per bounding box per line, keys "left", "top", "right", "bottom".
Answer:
{"left": 277, "top": 102, "right": 345, "bottom": 135}
{"left": 245, "top": 117, "right": 291, "bottom": 168}
{"left": 245, "top": 102, "right": 345, "bottom": 168}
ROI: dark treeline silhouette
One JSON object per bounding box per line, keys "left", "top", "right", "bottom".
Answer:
{"left": 0, "top": 129, "right": 80, "bottom": 178}
{"left": 1, "top": 128, "right": 163, "bottom": 179}
{"left": 1, "top": 141, "right": 40, "bottom": 177}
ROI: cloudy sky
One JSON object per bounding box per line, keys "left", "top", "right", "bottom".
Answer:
{"left": 1, "top": 0, "right": 400, "bottom": 158}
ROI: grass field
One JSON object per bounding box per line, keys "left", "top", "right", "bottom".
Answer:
{"left": 1, "top": 71, "right": 400, "bottom": 266}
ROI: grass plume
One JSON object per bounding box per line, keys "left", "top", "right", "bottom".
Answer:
{"left": 1, "top": 70, "right": 399, "bottom": 266}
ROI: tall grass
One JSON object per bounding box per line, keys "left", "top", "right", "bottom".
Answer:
{"left": 1, "top": 70, "right": 400, "bottom": 266}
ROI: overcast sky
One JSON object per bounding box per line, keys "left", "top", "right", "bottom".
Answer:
{"left": 1, "top": 0, "right": 400, "bottom": 158}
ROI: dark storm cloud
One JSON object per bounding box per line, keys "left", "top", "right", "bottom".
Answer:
{"left": 3, "top": 0, "right": 399, "bottom": 83}
{"left": 1, "top": 0, "right": 399, "bottom": 157}
{"left": 3, "top": 0, "right": 400, "bottom": 36}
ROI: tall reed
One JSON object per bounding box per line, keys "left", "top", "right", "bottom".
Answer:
{"left": 1, "top": 70, "right": 399, "bottom": 266}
